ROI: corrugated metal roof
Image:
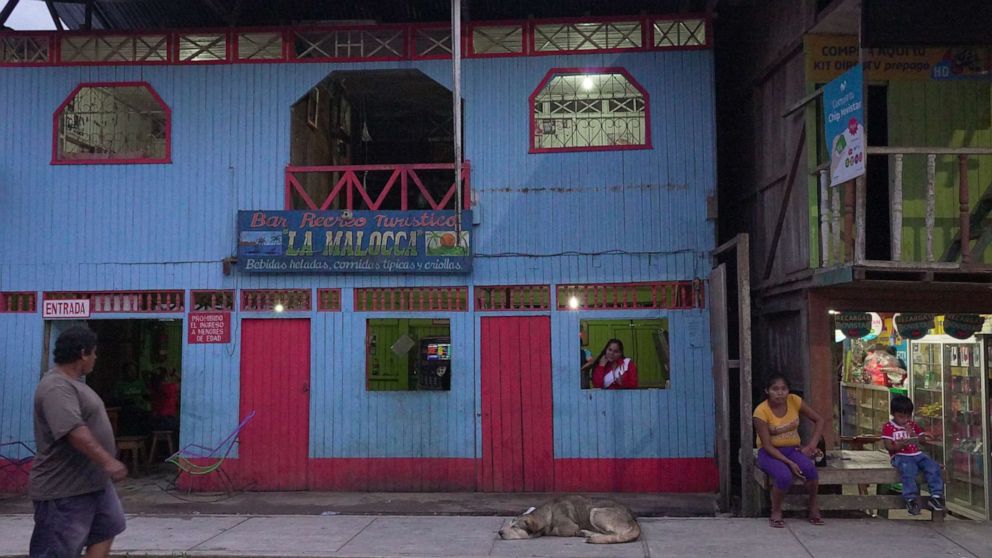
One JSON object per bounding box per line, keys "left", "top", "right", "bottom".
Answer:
{"left": 50, "top": 0, "right": 706, "bottom": 30}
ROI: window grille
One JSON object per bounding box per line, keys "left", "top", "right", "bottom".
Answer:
{"left": 652, "top": 18, "right": 707, "bottom": 48}
{"left": 355, "top": 287, "right": 468, "bottom": 312}
{"left": 414, "top": 27, "right": 452, "bottom": 58}
{"left": 240, "top": 289, "right": 311, "bottom": 312}
{"left": 60, "top": 35, "right": 168, "bottom": 63}
{"left": 556, "top": 281, "right": 704, "bottom": 310}
{"left": 191, "top": 290, "right": 235, "bottom": 311}
{"left": 471, "top": 25, "right": 524, "bottom": 55}
{"left": 475, "top": 285, "right": 551, "bottom": 311}
{"left": 236, "top": 32, "right": 284, "bottom": 61}
{"left": 317, "top": 289, "right": 342, "bottom": 311}
{"left": 533, "top": 21, "right": 642, "bottom": 52}
{"left": 44, "top": 291, "right": 185, "bottom": 313}
{"left": 0, "top": 292, "right": 37, "bottom": 313}
{"left": 178, "top": 33, "right": 228, "bottom": 62}
{"left": 54, "top": 82, "right": 170, "bottom": 164}
{"left": 531, "top": 68, "right": 649, "bottom": 152}
{"left": 292, "top": 28, "right": 405, "bottom": 60}
{"left": 1, "top": 35, "right": 50, "bottom": 64}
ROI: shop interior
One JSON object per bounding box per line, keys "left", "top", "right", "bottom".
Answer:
{"left": 835, "top": 312, "right": 992, "bottom": 519}
{"left": 47, "top": 318, "right": 184, "bottom": 472}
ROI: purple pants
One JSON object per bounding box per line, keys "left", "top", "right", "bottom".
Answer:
{"left": 30, "top": 484, "right": 125, "bottom": 558}
{"left": 757, "top": 447, "right": 818, "bottom": 491}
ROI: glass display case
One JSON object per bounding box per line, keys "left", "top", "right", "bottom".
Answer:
{"left": 910, "top": 335, "right": 989, "bottom": 520}
{"left": 840, "top": 382, "right": 891, "bottom": 450}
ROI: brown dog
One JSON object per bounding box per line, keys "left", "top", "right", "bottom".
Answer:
{"left": 497, "top": 495, "right": 641, "bottom": 544}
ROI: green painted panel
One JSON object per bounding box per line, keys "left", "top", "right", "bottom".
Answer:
{"left": 888, "top": 81, "right": 992, "bottom": 263}
{"left": 366, "top": 319, "right": 449, "bottom": 391}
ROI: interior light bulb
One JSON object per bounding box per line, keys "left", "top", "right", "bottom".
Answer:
{"left": 568, "top": 296, "right": 580, "bottom": 309}
{"left": 581, "top": 77, "right": 595, "bottom": 91}
{"left": 274, "top": 303, "right": 285, "bottom": 313}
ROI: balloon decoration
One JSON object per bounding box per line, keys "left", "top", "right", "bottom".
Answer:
{"left": 835, "top": 312, "right": 872, "bottom": 339}
{"left": 943, "top": 313, "right": 984, "bottom": 340}
{"left": 893, "top": 313, "right": 935, "bottom": 340}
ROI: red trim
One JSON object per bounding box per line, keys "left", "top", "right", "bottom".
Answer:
{"left": 43, "top": 290, "right": 185, "bottom": 313}
{"left": 191, "top": 290, "right": 236, "bottom": 312}
{"left": 410, "top": 24, "right": 457, "bottom": 61}
{"left": 355, "top": 287, "right": 469, "bottom": 312}
{"left": 286, "top": 162, "right": 471, "bottom": 211}
{"left": 53, "top": 31, "right": 172, "bottom": 66}
{"left": 317, "top": 288, "right": 342, "bottom": 311}
{"left": 554, "top": 458, "right": 718, "bottom": 492}
{"left": 528, "top": 67, "right": 652, "bottom": 154}
{"left": 172, "top": 457, "right": 715, "bottom": 493}
{"left": 474, "top": 285, "right": 551, "bottom": 311}
{"left": 173, "top": 29, "right": 232, "bottom": 64}
{"left": 0, "top": 15, "right": 711, "bottom": 68}
{"left": 287, "top": 24, "right": 410, "bottom": 63}
{"left": 556, "top": 280, "right": 705, "bottom": 310}
{"left": 0, "top": 461, "right": 30, "bottom": 493}
{"left": 0, "top": 291, "right": 38, "bottom": 313}
{"left": 51, "top": 81, "right": 172, "bottom": 165}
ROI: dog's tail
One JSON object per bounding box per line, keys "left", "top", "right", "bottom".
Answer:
{"left": 585, "top": 522, "right": 640, "bottom": 544}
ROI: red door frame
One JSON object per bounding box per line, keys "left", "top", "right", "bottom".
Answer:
{"left": 479, "top": 316, "right": 553, "bottom": 491}
{"left": 239, "top": 318, "right": 310, "bottom": 490}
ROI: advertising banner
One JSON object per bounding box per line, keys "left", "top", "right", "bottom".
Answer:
{"left": 237, "top": 210, "right": 472, "bottom": 274}
{"left": 806, "top": 35, "right": 991, "bottom": 83}
{"left": 823, "top": 65, "right": 865, "bottom": 187}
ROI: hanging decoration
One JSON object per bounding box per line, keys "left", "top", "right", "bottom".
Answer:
{"left": 835, "top": 311, "right": 872, "bottom": 339}
{"left": 860, "top": 312, "right": 883, "bottom": 341}
{"left": 893, "top": 313, "right": 935, "bottom": 340}
{"left": 943, "top": 313, "right": 984, "bottom": 340}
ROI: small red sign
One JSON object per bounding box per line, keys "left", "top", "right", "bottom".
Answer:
{"left": 188, "top": 312, "right": 231, "bottom": 344}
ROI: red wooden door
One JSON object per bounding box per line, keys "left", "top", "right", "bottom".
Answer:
{"left": 479, "top": 317, "right": 553, "bottom": 492}
{"left": 240, "top": 319, "right": 310, "bottom": 490}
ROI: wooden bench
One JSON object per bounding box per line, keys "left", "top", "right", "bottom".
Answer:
{"left": 753, "top": 449, "right": 944, "bottom": 521}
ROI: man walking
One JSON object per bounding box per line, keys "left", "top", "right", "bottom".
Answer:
{"left": 29, "top": 325, "right": 128, "bottom": 558}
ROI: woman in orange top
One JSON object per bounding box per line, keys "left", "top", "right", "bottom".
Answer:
{"left": 753, "top": 373, "right": 826, "bottom": 528}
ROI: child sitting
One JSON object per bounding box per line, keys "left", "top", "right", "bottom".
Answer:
{"left": 881, "top": 395, "right": 945, "bottom": 515}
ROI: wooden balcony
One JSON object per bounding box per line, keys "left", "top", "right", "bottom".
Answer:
{"left": 285, "top": 162, "right": 470, "bottom": 211}
{"left": 814, "top": 146, "right": 992, "bottom": 285}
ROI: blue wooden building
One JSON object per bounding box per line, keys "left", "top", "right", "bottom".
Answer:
{"left": 0, "top": 12, "right": 717, "bottom": 492}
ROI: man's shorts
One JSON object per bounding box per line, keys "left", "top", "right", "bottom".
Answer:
{"left": 30, "top": 484, "right": 126, "bottom": 557}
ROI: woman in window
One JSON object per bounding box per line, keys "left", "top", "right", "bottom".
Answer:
{"left": 590, "top": 339, "right": 638, "bottom": 389}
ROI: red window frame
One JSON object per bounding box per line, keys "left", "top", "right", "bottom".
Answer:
{"left": 52, "top": 81, "right": 172, "bottom": 165}
{"left": 529, "top": 67, "right": 651, "bottom": 154}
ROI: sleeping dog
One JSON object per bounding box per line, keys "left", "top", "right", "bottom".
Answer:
{"left": 497, "top": 495, "right": 641, "bottom": 544}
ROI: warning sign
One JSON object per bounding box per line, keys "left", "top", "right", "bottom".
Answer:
{"left": 188, "top": 312, "right": 231, "bottom": 344}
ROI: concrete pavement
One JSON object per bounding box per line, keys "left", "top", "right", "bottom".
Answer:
{"left": 2, "top": 514, "right": 992, "bottom": 557}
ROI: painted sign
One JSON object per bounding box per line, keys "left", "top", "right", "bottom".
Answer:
{"left": 188, "top": 312, "right": 231, "bottom": 344}
{"left": 806, "top": 35, "right": 991, "bottom": 83}
{"left": 823, "top": 65, "right": 865, "bottom": 187}
{"left": 237, "top": 210, "right": 472, "bottom": 274}
{"left": 42, "top": 298, "right": 91, "bottom": 319}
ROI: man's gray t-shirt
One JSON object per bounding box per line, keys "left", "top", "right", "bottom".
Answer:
{"left": 29, "top": 370, "right": 116, "bottom": 500}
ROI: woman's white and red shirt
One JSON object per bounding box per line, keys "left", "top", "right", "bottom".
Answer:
{"left": 881, "top": 419, "right": 923, "bottom": 458}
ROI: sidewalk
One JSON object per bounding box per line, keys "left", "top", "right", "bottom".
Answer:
{"left": 2, "top": 514, "right": 992, "bottom": 557}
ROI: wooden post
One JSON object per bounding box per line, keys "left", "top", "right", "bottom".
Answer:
{"left": 891, "top": 154, "right": 903, "bottom": 261}
{"left": 843, "top": 179, "right": 855, "bottom": 263}
{"left": 736, "top": 234, "right": 757, "bottom": 516}
{"left": 958, "top": 154, "right": 971, "bottom": 264}
{"left": 819, "top": 169, "right": 830, "bottom": 267}
{"left": 855, "top": 175, "right": 866, "bottom": 264}
{"left": 709, "top": 264, "right": 731, "bottom": 513}
{"left": 926, "top": 154, "right": 936, "bottom": 263}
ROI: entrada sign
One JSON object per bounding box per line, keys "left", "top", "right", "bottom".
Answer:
{"left": 43, "top": 299, "right": 91, "bottom": 319}
{"left": 237, "top": 210, "right": 472, "bottom": 274}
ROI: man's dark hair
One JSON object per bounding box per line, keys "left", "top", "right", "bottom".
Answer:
{"left": 53, "top": 326, "right": 98, "bottom": 365}
{"left": 891, "top": 394, "right": 915, "bottom": 415}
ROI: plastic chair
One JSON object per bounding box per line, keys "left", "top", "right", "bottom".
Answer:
{"left": 165, "top": 410, "right": 256, "bottom": 494}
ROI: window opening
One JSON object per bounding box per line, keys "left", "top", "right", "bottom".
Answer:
{"left": 366, "top": 318, "right": 452, "bottom": 391}
{"left": 54, "top": 82, "right": 170, "bottom": 164}
{"left": 579, "top": 318, "right": 670, "bottom": 390}
{"left": 288, "top": 69, "right": 463, "bottom": 210}
{"left": 531, "top": 68, "right": 649, "bottom": 152}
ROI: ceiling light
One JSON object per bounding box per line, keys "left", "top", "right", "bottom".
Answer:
{"left": 274, "top": 303, "right": 285, "bottom": 313}
{"left": 568, "top": 296, "right": 580, "bottom": 309}
{"left": 581, "top": 76, "right": 595, "bottom": 91}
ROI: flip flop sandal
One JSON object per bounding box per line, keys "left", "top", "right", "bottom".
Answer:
{"left": 808, "top": 517, "right": 825, "bottom": 526}
{"left": 769, "top": 518, "right": 786, "bottom": 528}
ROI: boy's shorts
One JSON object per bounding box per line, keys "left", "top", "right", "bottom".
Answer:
{"left": 29, "top": 484, "right": 126, "bottom": 557}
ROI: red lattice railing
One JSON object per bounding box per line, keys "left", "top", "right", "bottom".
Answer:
{"left": 241, "top": 289, "right": 312, "bottom": 312}
{"left": 191, "top": 290, "right": 236, "bottom": 311}
{"left": 355, "top": 287, "right": 469, "bottom": 311}
{"left": 0, "top": 15, "right": 710, "bottom": 67}
{"left": 556, "top": 280, "right": 704, "bottom": 310}
{"left": 317, "top": 289, "right": 342, "bottom": 311}
{"left": 286, "top": 163, "right": 471, "bottom": 211}
{"left": 475, "top": 285, "right": 551, "bottom": 311}
{"left": 44, "top": 290, "right": 185, "bottom": 313}
{"left": 0, "top": 292, "right": 37, "bottom": 313}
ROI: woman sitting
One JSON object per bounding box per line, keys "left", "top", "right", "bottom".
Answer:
{"left": 753, "top": 373, "right": 825, "bottom": 527}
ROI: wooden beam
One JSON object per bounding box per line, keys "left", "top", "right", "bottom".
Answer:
{"left": 736, "top": 234, "right": 758, "bottom": 517}
{"left": 44, "top": 1, "right": 63, "bottom": 30}
{"left": 0, "top": 0, "right": 22, "bottom": 26}
{"left": 709, "top": 264, "right": 731, "bottom": 513}
{"left": 763, "top": 121, "right": 806, "bottom": 280}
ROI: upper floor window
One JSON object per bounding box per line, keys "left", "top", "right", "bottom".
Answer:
{"left": 530, "top": 68, "right": 650, "bottom": 153}
{"left": 54, "top": 82, "right": 170, "bottom": 164}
